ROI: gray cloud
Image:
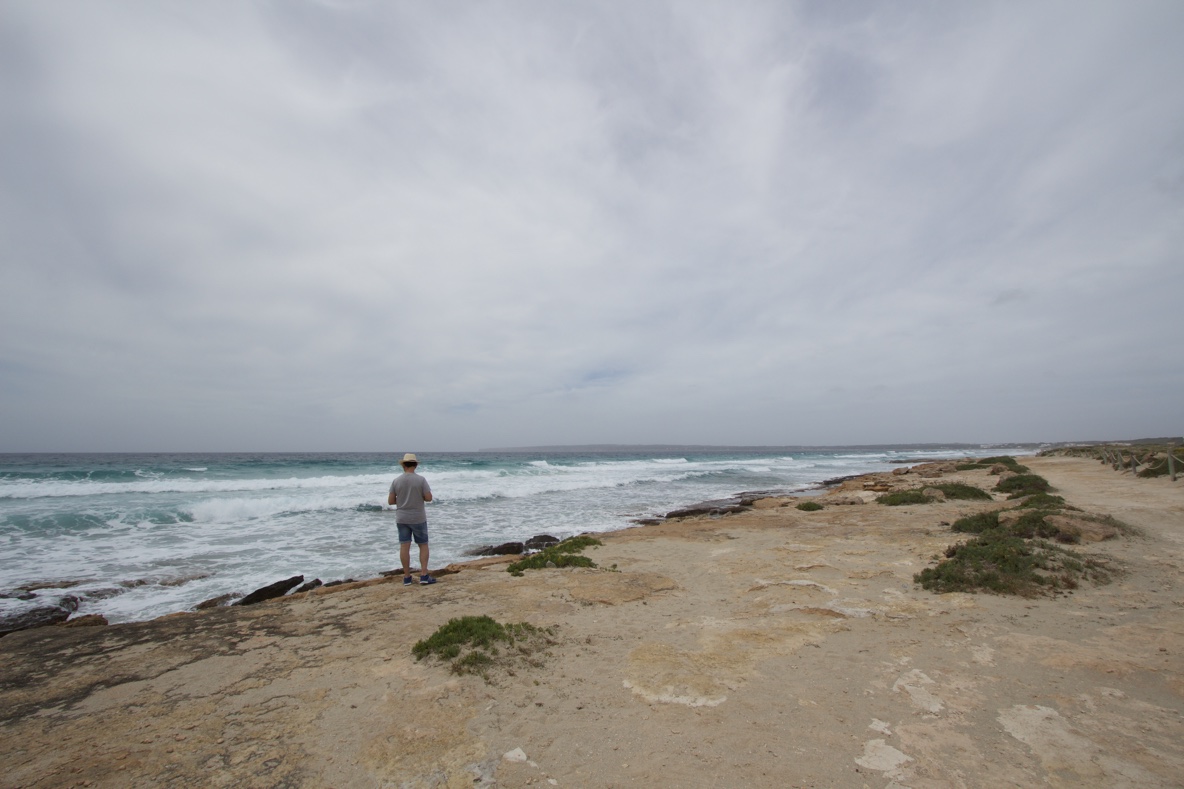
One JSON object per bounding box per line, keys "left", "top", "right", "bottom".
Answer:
{"left": 1, "top": 0, "right": 1181, "bottom": 451}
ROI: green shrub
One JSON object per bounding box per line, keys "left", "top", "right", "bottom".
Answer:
{"left": 995, "top": 473, "right": 1051, "bottom": 497}
{"left": 956, "top": 456, "right": 1030, "bottom": 473}
{"left": 951, "top": 511, "right": 1000, "bottom": 534}
{"left": 1014, "top": 493, "right": 1067, "bottom": 510}
{"left": 507, "top": 536, "right": 603, "bottom": 576}
{"left": 413, "top": 615, "right": 509, "bottom": 661}
{"left": 796, "top": 500, "right": 824, "bottom": 511}
{"left": 877, "top": 490, "right": 932, "bottom": 506}
{"left": 930, "top": 482, "right": 993, "bottom": 501}
{"left": 914, "top": 531, "right": 1111, "bottom": 596}
{"left": 413, "top": 616, "right": 556, "bottom": 679}
{"left": 1006, "top": 510, "right": 1060, "bottom": 540}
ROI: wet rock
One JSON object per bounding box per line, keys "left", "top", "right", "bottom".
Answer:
{"left": 476, "top": 542, "right": 525, "bottom": 556}
{"left": 62, "top": 614, "right": 108, "bottom": 628}
{"left": 665, "top": 499, "right": 749, "bottom": 519}
{"left": 631, "top": 518, "right": 664, "bottom": 526}
{"left": 159, "top": 574, "right": 211, "bottom": 587}
{"left": 0, "top": 606, "right": 72, "bottom": 637}
{"left": 16, "top": 580, "right": 89, "bottom": 592}
{"left": 293, "top": 579, "right": 323, "bottom": 593}
{"left": 83, "top": 587, "right": 127, "bottom": 601}
{"left": 233, "top": 575, "right": 304, "bottom": 606}
{"left": 525, "top": 534, "right": 561, "bottom": 550}
{"left": 321, "top": 579, "right": 356, "bottom": 588}
{"left": 195, "top": 594, "right": 237, "bottom": 610}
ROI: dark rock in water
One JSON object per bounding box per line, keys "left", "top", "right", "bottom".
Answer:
{"left": 483, "top": 542, "right": 526, "bottom": 556}
{"left": 62, "top": 614, "right": 108, "bottom": 628}
{"left": 665, "top": 499, "right": 749, "bottom": 519}
{"left": 195, "top": 594, "right": 237, "bottom": 610}
{"left": 322, "top": 579, "right": 356, "bottom": 588}
{"left": 83, "top": 587, "right": 127, "bottom": 601}
{"left": 0, "top": 606, "right": 72, "bottom": 637}
{"left": 631, "top": 518, "right": 664, "bottom": 526}
{"left": 355, "top": 503, "right": 384, "bottom": 513}
{"left": 59, "top": 595, "right": 81, "bottom": 613}
{"left": 0, "top": 591, "right": 39, "bottom": 601}
{"left": 293, "top": 579, "right": 323, "bottom": 593}
{"left": 525, "top": 535, "right": 560, "bottom": 550}
{"left": 233, "top": 575, "right": 304, "bottom": 606}
{"left": 17, "top": 580, "right": 89, "bottom": 592}
{"left": 821, "top": 474, "right": 863, "bottom": 486}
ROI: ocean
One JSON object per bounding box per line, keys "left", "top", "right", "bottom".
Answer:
{"left": 0, "top": 446, "right": 1031, "bottom": 624}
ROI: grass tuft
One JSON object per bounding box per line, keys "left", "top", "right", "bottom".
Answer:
{"left": 795, "top": 500, "right": 824, "bottom": 512}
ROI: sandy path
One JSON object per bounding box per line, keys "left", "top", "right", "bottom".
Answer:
{"left": 1, "top": 456, "right": 1182, "bottom": 788}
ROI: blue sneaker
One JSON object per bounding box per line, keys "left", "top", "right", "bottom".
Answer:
{"left": 403, "top": 575, "right": 413, "bottom": 586}
{"left": 419, "top": 574, "right": 437, "bottom": 585}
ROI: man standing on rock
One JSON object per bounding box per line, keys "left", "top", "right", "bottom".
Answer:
{"left": 388, "top": 453, "right": 435, "bottom": 586}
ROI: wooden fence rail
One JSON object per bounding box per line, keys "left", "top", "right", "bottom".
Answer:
{"left": 1099, "top": 447, "right": 1182, "bottom": 481}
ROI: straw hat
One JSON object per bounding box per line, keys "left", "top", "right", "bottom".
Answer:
{"left": 401, "top": 453, "right": 418, "bottom": 464}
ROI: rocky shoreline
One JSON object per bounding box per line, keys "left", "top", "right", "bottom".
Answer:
{"left": 0, "top": 477, "right": 837, "bottom": 638}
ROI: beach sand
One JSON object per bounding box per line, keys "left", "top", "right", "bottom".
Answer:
{"left": 2, "top": 455, "right": 1182, "bottom": 788}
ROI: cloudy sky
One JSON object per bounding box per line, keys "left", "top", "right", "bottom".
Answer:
{"left": 1, "top": 1, "right": 1181, "bottom": 452}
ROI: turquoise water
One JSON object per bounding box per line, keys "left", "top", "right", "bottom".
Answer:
{"left": 0, "top": 447, "right": 1027, "bottom": 623}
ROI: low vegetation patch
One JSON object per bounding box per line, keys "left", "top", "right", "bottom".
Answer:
{"left": 951, "top": 511, "right": 1000, "bottom": 534}
{"left": 413, "top": 615, "right": 558, "bottom": 680}
{"left": 930, "top": 482, "right": 992, "bottom": 501}
{"left": 796, "top": 500, "right": 824, "bottom": 511}
{"left": 1014, "top": 493, "right": 1068, "bottom": 510}
{"left": 995, "top": 473, "right": 1051, "bottom": 497}
{"left": 878, "top": 482, "right": 990, "bottom": 506}
{"left": 914, "top": 531, "right": 1112, "bottom": 596}
{"left": 956, "top": 456, "right": 1030, "bottom": 473}
{"left": 507, "top": 535, "right": 603, "bottom": 576}
{"left": 876, "top": 490, "right": 931, "bottom": 506}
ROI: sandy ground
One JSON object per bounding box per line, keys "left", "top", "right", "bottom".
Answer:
{"left": 1, "top": 455, "right": 1182, "bottom": 788}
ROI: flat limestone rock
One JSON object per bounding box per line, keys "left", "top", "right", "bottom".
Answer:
{"left": 565, "top": 571, "right": 678, "bottom": 605}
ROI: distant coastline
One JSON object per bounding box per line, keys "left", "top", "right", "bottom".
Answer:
{"left": 478, "top": 442, "right": 1047, "bottom": 454}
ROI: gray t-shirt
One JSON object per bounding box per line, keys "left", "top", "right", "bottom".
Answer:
{"left": 390, "top": 471, "right": 432, "bottom": 524}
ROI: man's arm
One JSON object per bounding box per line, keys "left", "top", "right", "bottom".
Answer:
{"left": 423, "top": 491, "right": 433, "bottom": 502}
{"left": 388, "top": 489, "right": 396, "bottom": 506}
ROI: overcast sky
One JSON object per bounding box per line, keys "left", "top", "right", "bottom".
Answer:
{"left": 1, "top": 1, "right": 1181, "bottom": 452}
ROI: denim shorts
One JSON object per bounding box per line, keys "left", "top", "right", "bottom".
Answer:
{"left": 397, "top": 521, "right": 428, "bottom": 545}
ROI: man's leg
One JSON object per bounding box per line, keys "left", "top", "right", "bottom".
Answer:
{"left": 418, "top": 542, "right": 430, "bottom": 576}
{"left": 400, "top": 541, "right": 412, "bottom": 578}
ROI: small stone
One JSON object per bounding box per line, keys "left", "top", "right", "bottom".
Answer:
{"left": 503, "top": 748, "right": 528, "bottom": 763}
